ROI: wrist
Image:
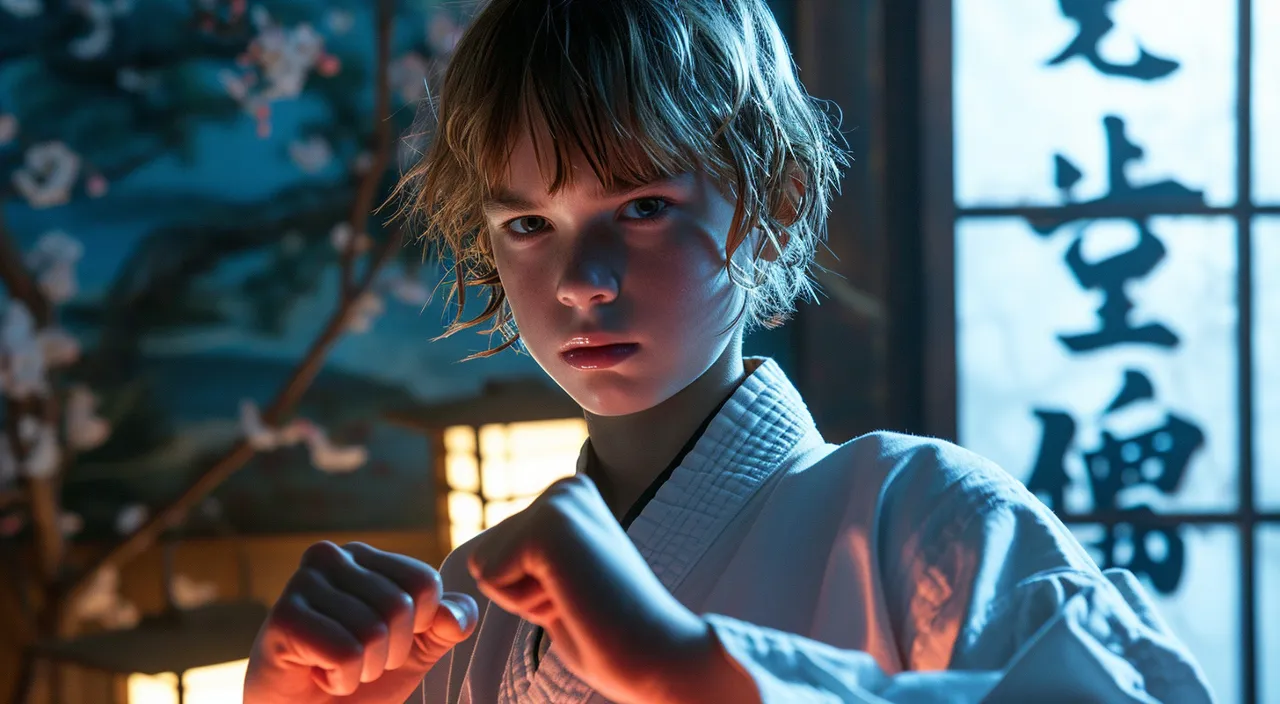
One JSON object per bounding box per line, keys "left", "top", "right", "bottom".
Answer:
{"left": 649, "top": 617, "right": 760, "bottom": 704}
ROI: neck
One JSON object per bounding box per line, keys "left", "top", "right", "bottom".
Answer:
{"left": 582, "top": 336, "right": 747, "bottom": 521}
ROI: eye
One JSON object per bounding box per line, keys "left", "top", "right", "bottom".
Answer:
{"left": 503, "top": 215, "right": 550, "bottom": 238}
{"left": 621, "top": 197, "right": 672, "bottom": 220}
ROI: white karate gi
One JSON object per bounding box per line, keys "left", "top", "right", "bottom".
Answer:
{"left": 417, "top": 357, "right": 1214, "bottom": 703}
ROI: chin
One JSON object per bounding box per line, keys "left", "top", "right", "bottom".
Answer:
{"left": 556, "top": 372, "right": 672, "bottom": 417}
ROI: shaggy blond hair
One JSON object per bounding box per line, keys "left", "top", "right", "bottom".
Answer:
{"left": 393, "top": 0, "right": 850, "bottom": 359}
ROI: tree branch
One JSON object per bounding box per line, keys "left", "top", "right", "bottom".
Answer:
{"left": 0, "top": 210, "right": 51, "bottom": 327}
{"left": 0, "top": 216, "right": 64, "bottom": 590}
{"left": 342, "top": 0, "right": 396, "bottom": 300}
{"left": 64, "top": 226, "right": 403, "bottom": 610}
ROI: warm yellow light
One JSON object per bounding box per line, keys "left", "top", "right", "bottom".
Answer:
{"left": 484, "top": 495, "right": 536, "bottom": 527}
{"left": 445, "top": 452, "right": 481, "bottom": 493}
{"left": 478, "top": 423, "right": 507, "bottom": 460}
{"left": 443, "top": 425, "right": 476, "bottom": 454}
{"left": 127, "top": 658, "right": 249, "bottom": 704}
{"left": 448, "top": 491, "right": 484, "bottom": 529}
{"left": 446, "top": 418, "right": 588, "bottom": 550}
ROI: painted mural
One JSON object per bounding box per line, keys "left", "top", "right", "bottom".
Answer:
{"left": 0, "top": 0, "right": 795, "bottom": 541}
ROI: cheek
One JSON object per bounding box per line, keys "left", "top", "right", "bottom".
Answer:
{"left": 642, "top": 243, "right": 740, "bottom": 325}
{"left": 493, "top": 248, "right": 554, "bottom": 329}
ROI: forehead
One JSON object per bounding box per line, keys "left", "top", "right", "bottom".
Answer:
{"left": 482, "top": 123, "right": 676, "bottom": 211}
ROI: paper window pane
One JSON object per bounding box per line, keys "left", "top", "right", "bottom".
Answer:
{"left": 954, "top": 0, "right": 1236, "bottom": 207}
{"left": 443, "top": 425, "right": 475, "bottom": 454}
{"left": 1259, "top": 525, "right": 1280, "bottom": 704}
{"left": 1072, "top": 523, "right": 1238, "bottom": 704}
{"left": 484, "top": 495, "right": 536, "bottom": 528}
{"left": 1257, "top": 218, "right": 1280, "bottom": 509}
{"left": 180, "top": 659, "right": 249, "bottom": 704}
{"left": 957, "top": 216, "right": 1238, "bottom": 513}
{"left": 448, "top": 491, "right": 483, "bottom": 530}
{"left": 450, "top": 524, "right": 481, "bottom": 551}
{"left": 445, "top": 451, "right": 480, "bottom": 493}
{"left": 1255, "top": 0, "right": 1280, "bottom": 203}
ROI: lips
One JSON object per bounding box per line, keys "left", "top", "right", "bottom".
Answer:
{"left": 559, "top": 343, "right": 640, "bottom": 370}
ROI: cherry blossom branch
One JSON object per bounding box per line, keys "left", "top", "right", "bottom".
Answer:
{"left": 65, "top": 226, "right": 402, "bottom": 612}
{"left": 341, "top": 0, "right": 396, "bottom": 301}
{"left": 0, "top": 210, "right": 51, "bottom": 327}
{"left": 0, "top": 213, "right": 65, "bottom": 590}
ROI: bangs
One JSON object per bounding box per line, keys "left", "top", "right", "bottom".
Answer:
{"left": 397, "top": 0, "right": 851, "bottom": 359}
{"left": 459, "top": 0, "right": 725, "bottom": 197}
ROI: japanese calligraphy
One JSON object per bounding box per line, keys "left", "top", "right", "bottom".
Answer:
{"left": 1090, "top": 507, "right": 1185, "bottom": 594}
{"left": 1028, "top": 116, "right": 1205, "bottom": 352}
{"left": 1034, "top": 116, "right": 1205, "bottom": 236}
{"left": 1048, "top": 0, "right": 1179, "bottom": 80}
{"left": 1058, "top": 220, "right": 1179, "bottom": 351}
{"left": 1026, "top": 369, "right": 1203, "bottom": 594}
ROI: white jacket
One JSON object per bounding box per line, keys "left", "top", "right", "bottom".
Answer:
{"left": 419, "top": 357, "right": 1214, "bottom": 703}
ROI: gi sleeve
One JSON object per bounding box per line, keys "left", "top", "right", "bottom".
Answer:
{"left": 701, "top": 443, "right": 1215, "bottom": 704}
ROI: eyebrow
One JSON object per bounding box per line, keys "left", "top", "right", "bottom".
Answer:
{"left": 481, "top": 176, "right": 683, "bottom": 216}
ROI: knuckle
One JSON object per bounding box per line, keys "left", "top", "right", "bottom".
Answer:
{"left": 356, "top": 619, "right": 390, "bottom": 646}
{"left": 409, "top": 570, "right": 442, "bottom": 601}
{"left": 332, "top": 637, "right": 364, "bottom": 665}
{"left": 301, "top": 540, "right": 342, "bottom": 567}
{"left": 377, "top": 590, "right": 416, "bottom": 622}
{"left": 287, "top": 566, "right": 326, "bottom": 593}
{"left": 341, "top": 541, "right": 375, "bottom": 558}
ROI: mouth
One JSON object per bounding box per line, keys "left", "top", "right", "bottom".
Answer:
{"left": 559, "top": 343, "right": 640, "bottom": 370}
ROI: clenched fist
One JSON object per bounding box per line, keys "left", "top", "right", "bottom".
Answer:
{"left": 244, "top": 541, "right": 478, "bottom": 703}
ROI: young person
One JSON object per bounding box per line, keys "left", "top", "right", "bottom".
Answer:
{"left": 243, "top": 0, "right": 1215, "bottom": 701}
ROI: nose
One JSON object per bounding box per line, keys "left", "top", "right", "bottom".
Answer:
{"left": 556, "top": 251, "right": 620, "bottom": 310}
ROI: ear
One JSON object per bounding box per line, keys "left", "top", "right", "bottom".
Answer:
{"left": 757, "top": 163, "right": 805, "bottom": 263}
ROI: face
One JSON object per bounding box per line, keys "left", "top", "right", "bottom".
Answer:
{"left": 483, "top": 125, "right": 751, "bottom": 416}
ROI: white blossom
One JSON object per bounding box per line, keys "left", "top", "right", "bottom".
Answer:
{"left": 115, "top": 503, "right": 147, "bottom": 535}
{"left": 39, "top": 262, "right": 77, "bottom": 303}
{"left": 242, "top": 9, "right": 335, "bottom": 104}
{"left": 289, "top": 135, "right": 333, "bottom": 173}
{"left": 67, "top": 0, "right": 119, "bottom": 60}
{"left": 26, "top": 230, "right": 84, "bottom": 268}
{"left": 66, "top": 385, "right": 110, "bottom": 451}
{"left": 171, "top": 573, "right": 219, "bottom": 609}
{"left": 326, "top": 8, "right": 353, "bottom": 34}
{"left": 427, "top": 12, "right": 463, "bottom": 55}
{"left": 352, "top": 151, "right": 373, "bottom": 174}
{"left": 389, "top": 52, "right": 429, "bottom": 104}
{"left": 21, "top": 421, "right": 60, "bottom": 479}
{"left": 0, "top": 302, "right": 47, "bottom": 399}
{"left": 385, "top": 270, "right": 430, "bottom": 306}
{"left": 238, "top": 400, "right": 367, "bottom": 474}
{"left": 25, "top": 232, "right": 84, "bottom": 304}
{"left": 59, "top": 511, "right": 83, "bottom": 537}
{"left": 218, "top": 68, "right": 251, "bottom": 102}
{"left": 306, "top": 431, "right": 367, "bottom": 474}
{"left": 344, "top": 292, "right": 384, "bottom": 334}
{"left": 0, "top": 114, "right": 17, "bottom": 145}
{"left": 0, "top": 0, "right": 41, "bottom": 18}
{"left": 330, "top": 222, "right": 371, "bottom": 254}
{"left": 70, "top": 566, "right": 140, "bottom": 630}
{"left": 38, "top": 328, "right": 81, "bottom": 367}
{"left": 239, "top": 400, "right": 279, "bottom": 450}
{"left": 12, "top": 143, "right": 81, "bottom": 209}
{"left": 116, "top": 67, "right": 158, "bottom": 93}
